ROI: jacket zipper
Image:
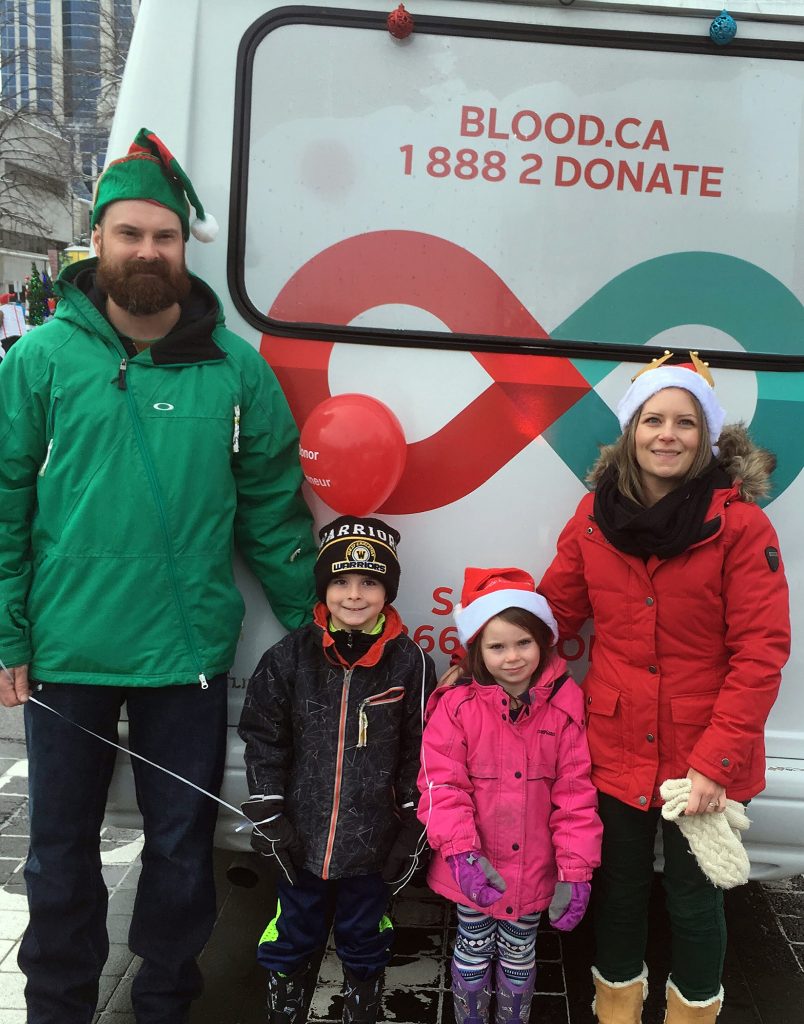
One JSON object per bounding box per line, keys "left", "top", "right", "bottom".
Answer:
{"left": 38, "top": 439, "right": 54, "bottom": 477}
{"left": 38, "top": 391, "right": 62, "bottom": 477}
{"left": 232, "top": 404, "right": 240, "bottom": 453}
{"left": 322, "top": 667, "right": 353, "bottom": 879}
{"left": 118, "top": 358, "right": 208, "bottom": 688}
{"left": 357, "top": 687, "right": 405, "bottom": 748}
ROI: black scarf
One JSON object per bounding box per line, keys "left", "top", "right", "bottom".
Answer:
{"left": 331, "top": 627, "right": 380, "bottom": 665}
{"left": 593, "top": 461, "right": 730, "bottom": 560}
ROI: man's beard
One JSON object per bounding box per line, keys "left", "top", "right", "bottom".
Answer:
{"left": 96, "top": 256, "right": 192, "bottom": 316}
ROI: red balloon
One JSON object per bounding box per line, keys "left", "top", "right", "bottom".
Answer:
{"left": 299, "top": 394, "right": 407, "bottom": 516}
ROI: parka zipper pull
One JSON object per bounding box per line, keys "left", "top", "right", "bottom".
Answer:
{"left": 357, "top": 699, "right": 369, "bottom": 748}
{"left": 199, "top": 673, "right": 208, "bottom": 689}
{"left": 232, "top": 405, "right": 241, "bottom": 453}
{"left": 117, "top": 358, "right": 128, "bottom": 390}
{"left": 38, "top": 438, "right": 54, "bottom": 477}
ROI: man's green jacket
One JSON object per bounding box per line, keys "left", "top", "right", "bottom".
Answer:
{"left": 0, "top": 259, "right": 316, "bottom": 686}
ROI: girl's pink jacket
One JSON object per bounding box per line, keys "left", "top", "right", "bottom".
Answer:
{"left": 417, "top": 652, "right": 602, "bottom": 920}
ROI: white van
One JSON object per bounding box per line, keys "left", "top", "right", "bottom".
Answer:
{"left": 105, "top": 0, "right": 804, "bottom": 879}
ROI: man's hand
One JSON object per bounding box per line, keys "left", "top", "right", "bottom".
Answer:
{"left": 0, "top": 663, "right": 30, "bottom": 707}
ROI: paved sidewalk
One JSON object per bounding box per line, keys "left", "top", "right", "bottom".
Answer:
{"left": 2, "top": 742, "right": 803, "bottom": 1023}
{"left": 0, "top": 753, "right": 145, "bottom": 1023}
{"left": 191, "top": 855, "right": 804, "bottom": 1024}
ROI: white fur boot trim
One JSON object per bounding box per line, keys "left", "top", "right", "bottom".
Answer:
{"left": 665, "top": 977, "right": 724, "bottom": 1013}
{"left": 591, "top": 963, "right": 649, "bottom": 1013}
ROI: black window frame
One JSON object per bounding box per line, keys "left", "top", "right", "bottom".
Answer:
{"left": 227, "top": 4, "right": 804, "bottom": 372}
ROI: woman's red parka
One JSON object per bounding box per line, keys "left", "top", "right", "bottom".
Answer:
{"left": 539, "top": 426, "right": 790, "bottom": 811}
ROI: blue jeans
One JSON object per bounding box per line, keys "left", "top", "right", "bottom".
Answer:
{"left": 258, "top": 869, "right": 394, "bottom": 980}
{"left": 19, "top": 677, "right": 228, "bottom": 1024}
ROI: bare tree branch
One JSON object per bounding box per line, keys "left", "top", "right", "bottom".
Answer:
{"left": 0, "top": 1, "right": 137, "bottom": 251}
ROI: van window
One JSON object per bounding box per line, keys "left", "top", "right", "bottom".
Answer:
{"left": 230, "top": 9, "right": 804, "bottom": 369}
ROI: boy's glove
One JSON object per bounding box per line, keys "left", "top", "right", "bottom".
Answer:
{"left": 446, "top": 850, "right": 506, "bottom": 908}
{"left": 548, "top": 881, "right": 591, "bottom": 931}
{"left": 381, "top": 805, "right": 426, "bottom": 884}
{"left": 241, "top": 796, "right": 305, "bottom": 885}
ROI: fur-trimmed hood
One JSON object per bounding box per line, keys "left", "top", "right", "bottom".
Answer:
{"left": 589, "top": 423, "right": 776, "bottom": 504}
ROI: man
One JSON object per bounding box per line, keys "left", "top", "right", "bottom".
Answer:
{"left": 0, "top": 292, "right": 27, "bottom": 356}
{"left": 0, "top": 129, "right": 317, "bottom": 1024}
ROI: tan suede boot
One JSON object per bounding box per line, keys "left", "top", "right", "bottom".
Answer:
{"left": 591, "top": 964, "right": 648, "bottom": 1024}
{"left": 664, "top": 978, "right": 723, "bottom": 1022}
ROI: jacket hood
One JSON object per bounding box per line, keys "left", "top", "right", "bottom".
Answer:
{"left": 589, "top": 423, "right": 775, "bottom": 504}
{"left": 54, "top": 257, "right": 225, "bottom": 358}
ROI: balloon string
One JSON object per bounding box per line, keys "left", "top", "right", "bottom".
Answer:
{"left": 0, "top": 657, "right": 246, "bottom": 820}
{"left": 26, "top": 694, "right": 247, "bottom": 818}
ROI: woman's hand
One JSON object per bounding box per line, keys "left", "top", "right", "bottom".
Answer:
{"left": 684, "top": 767, "right": 726, "bottom": 815}
{"left": 437, "top": 664, "right": 463, "bottom": 688}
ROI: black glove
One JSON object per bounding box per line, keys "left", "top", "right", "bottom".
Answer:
{"left": 241, "top": 796, "right": 305, "bottom": 885}
{"left": 381, "top": 805, "right": 426, "bottom": 884}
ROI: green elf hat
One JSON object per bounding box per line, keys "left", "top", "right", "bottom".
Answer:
{"left": 90, "top": 128, "right": 218, "bottom": 243}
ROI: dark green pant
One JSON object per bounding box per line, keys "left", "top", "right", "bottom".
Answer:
{"left": 594, "top": 792, "right": 726, "bottom": 1001}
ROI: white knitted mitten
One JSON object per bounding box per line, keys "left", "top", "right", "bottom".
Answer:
{"left": 659, "top": 777, "right": 751, "bottom": 889}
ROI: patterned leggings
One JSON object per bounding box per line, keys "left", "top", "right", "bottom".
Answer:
{"left": 453, "top": 905, "right": 540, "bottom": 984}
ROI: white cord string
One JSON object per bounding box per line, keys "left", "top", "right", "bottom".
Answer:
{"left": 1, "top": 649, "right": 441, "bottom": 892}
{"left": 21, "top": 689, "right": 246, "bottom": 820}
{"left": 391, "top": 644, "right": 434, "bottom": 896}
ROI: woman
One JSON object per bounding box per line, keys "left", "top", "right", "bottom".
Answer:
{"left": 539, "top": 352, "right": 790, "bottom": 1024}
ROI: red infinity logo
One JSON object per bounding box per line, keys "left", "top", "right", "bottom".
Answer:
{"left": 262, "top": 230, "right": 591, "bottom": 513}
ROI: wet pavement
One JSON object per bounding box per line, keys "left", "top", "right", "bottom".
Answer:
{"left": 1, "top": 710, "right": 803, "bottom": 1023}
{"left": 189, "top": 856, "right": 804, "bottom": 1024}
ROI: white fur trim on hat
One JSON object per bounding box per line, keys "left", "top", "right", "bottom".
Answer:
{"left": 616, "top": 365, "right": 726, "bottom": 450}
{"left": 454, "top": 590, "right": 558, "bottom": 646}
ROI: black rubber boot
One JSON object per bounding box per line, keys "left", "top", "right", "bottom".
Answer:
{"left": 341, "top": 966, "right": 384, "bottom": 1024}
{"left": 266, "top": 960, "right": 318, "bottom": 1024}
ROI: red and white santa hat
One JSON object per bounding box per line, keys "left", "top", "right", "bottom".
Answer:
{"left": 453, "top": 567, "right": 558, "bottom": 646}
{"left": 616, "top": 350, "right": 726, "bottom": 451}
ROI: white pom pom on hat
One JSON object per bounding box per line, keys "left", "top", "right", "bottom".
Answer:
{"left": 191, "top": 212, "right": 219, "bottom": 243}
{"left": 454, "top": 567, "right": 558, "bottom": 647}
{"left": 616, "top": 353, "right": 726, "bottom": 452}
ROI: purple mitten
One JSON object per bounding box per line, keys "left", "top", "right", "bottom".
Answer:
{"left": 548, "top": 881, "right": 591, "bottom": 931}
{"left": 447, "top": 851, "right": 507, "bottom": 908}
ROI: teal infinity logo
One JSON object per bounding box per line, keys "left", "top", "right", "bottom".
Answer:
{"left": 544, "top": 252, "right": 804, "bottom": 505}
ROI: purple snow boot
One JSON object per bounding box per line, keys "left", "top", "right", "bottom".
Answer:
{"left": 494, "top": 962, "right": 536, "bottom": 1024}
{"left": 451, "top": 960, "right": 492, "bottom": 1024}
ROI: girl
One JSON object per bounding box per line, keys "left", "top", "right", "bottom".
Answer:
{"left": 539, "top": 353, "right": 791, "bottom": 1024}
{"left": 418, "top": 568, "right": 602, "bottom": 1024}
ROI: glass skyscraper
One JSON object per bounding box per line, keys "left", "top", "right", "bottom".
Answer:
{"left": 1, "top": 0, "right": 138, "bottom": 184}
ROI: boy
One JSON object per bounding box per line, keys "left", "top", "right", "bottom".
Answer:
{"left": 238, "top": 516, "right": 437, "bottom": 1024}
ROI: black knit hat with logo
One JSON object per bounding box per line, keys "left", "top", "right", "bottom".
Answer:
{"left": 315, "top": 516, "right": 402, "bottom": 603}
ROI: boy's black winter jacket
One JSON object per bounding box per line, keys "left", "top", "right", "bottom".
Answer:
{"left": 239, "top": 604, "right": 437, "bottom": 879}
